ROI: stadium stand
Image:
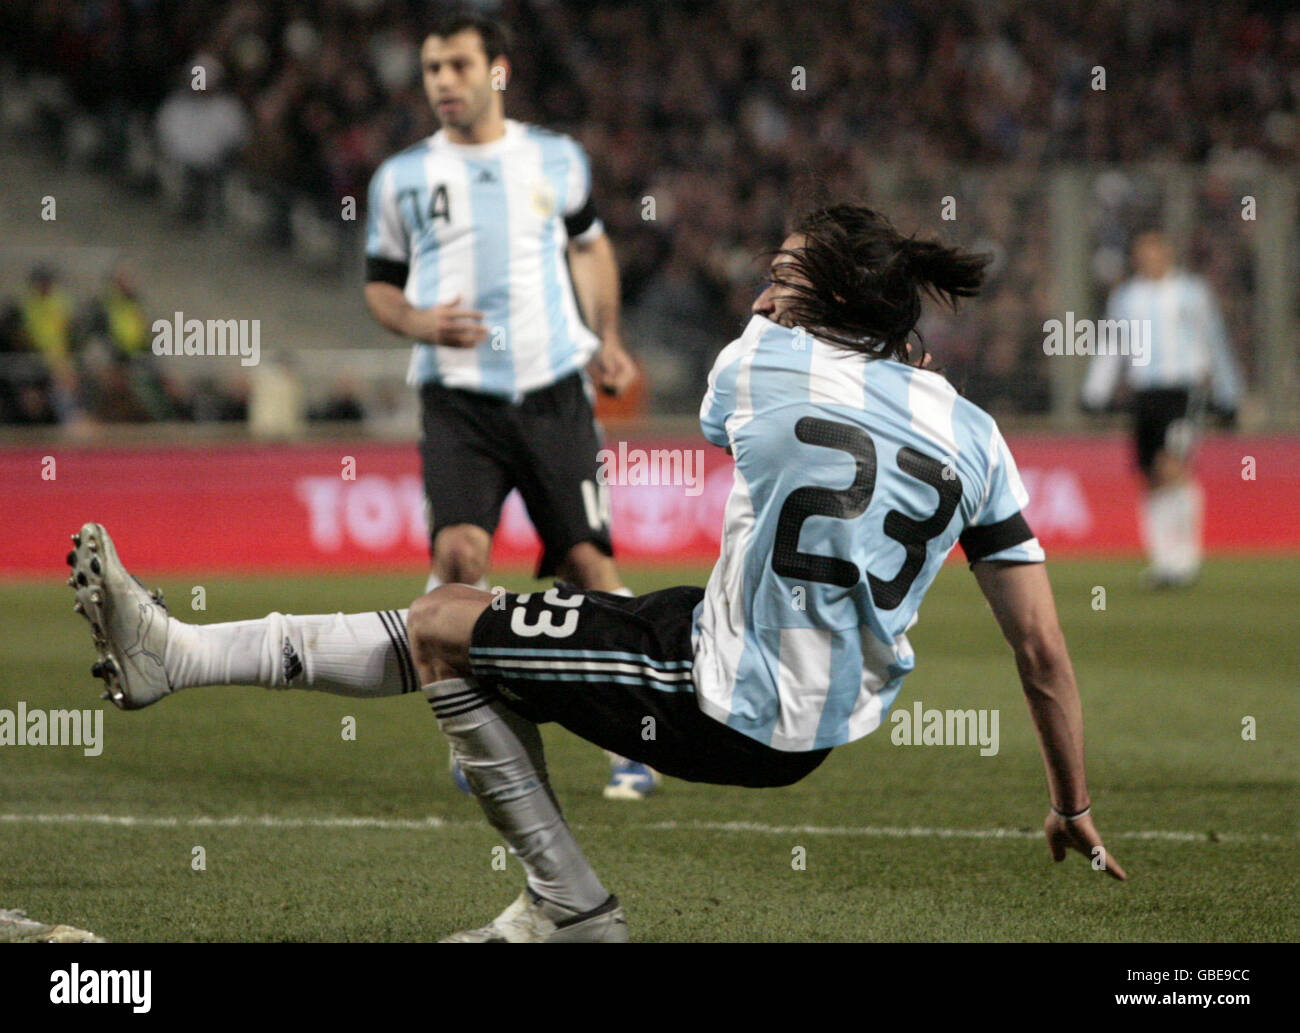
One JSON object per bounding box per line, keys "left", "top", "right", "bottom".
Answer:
{"left": 0, "top": 0, "right": 1296, "bottom": 421}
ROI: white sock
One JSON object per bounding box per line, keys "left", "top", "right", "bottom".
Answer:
{"left": 1168, "top": 480, "right": 1204, "bottom": 577}
{"left": 424, "top": 678, "right": 608, "bottom": 913}
{"left": 165, "top": 609, "right": 418, "bottom": 697}
{"left": 1141, "top": 487, "right": 1182, "bottom": 576}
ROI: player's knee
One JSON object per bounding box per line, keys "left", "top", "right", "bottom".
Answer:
{"left": 407, "top": 587, "right": 461, "bottom": 659}
{"left": 407, "top": 585, "right": 483, "bottom": 669}
{"left": 434, "top": 527, "right": 489, "bottom": 584}
{"left": 1150, "top": 450, "right": 1185, "bottom": 487}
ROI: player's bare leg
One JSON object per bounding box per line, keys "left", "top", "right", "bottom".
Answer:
{"left": 407, "top": 586, "right": 627, "bottom": 942}
{"left": 426, "top": 523, "right": 497, "bottom": 791}
{"left": 428, "top": 523, "right": 491, "bottom": 590}
{"left": 557, "top": 541, "right": 662, "bottom": 799}
{"left": 556, "top": 541, "right": 623, "bottom": 592}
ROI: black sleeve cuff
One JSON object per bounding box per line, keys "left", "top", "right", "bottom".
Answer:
{"left": 564, "top": 197, "right": 598, "bottom": 239}
{"left": 959, "top": 511, "right": 1036, "bottom": 564}
{"left": 365, "top": 256, "right": 410, "bottom": 288}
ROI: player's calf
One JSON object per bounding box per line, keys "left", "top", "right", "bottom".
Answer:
{"left": 556, "top": 540, "right": 624, "bottom": 592}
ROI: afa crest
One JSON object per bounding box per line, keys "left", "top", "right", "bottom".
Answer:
{"left": 531, "top": 180, "right": 557, "bottom": 219}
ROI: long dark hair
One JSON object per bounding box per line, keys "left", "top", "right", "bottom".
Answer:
{"left": 772, "top": 204, "right": 989, "bottom": 365}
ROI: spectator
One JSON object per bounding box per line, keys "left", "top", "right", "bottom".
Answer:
{"left": 155, "top": 55, "right": 250, "bottom": 222}
{"left": 79, "top": 262, "right": 177, "bottom": 421}
{"left": 0, "top": 299, "right": 57, "bottom": 425}
{"left": 17, "top": 265, "right": 80, "bottom": 421}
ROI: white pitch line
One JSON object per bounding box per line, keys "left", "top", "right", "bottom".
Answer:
{"left": 638, "top": 821, "right": 1295, "bottom": 844}
{"left": 0, "top": 813, "right": 452, "bottom": 831}
{"left": 0, "top": 813, "right": 1291, "bottom": 844}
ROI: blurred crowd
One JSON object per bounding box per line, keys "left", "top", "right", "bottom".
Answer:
{"left": 0, "top": 263, "right": 250, "bottom": 425}
{"left": 0, "top": 263, "right": 366, "bottom": 426}
{"left": 4, "top": 0, "right": 1293, "bottom": 416}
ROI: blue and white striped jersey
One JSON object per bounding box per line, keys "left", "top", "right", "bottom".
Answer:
{"left": 693, "top": 315, "right": 1044, "bottom": 752}
{"left": 1081, "top": 271, "right": 1241, "bottom": 409}
{"left": 365, "top": 119, "right": 602, "bottom": 398}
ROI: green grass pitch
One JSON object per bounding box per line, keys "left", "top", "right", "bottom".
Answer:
{"left": 2, "top": 558, "right": 1296, "bottom": 941}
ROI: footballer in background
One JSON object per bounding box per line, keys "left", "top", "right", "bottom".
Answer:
{"left": 1082, "top": 228, "right": 1243, "bottom": 589}
{"left": 362, "top": 11, "right": 657, "bottom": 799}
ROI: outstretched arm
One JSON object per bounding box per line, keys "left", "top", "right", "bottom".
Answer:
{"left": 972, "top": 560, "right": 1127, "bottom": 881}
{"left": 569, "top": 233, "right": 636, "bottom": 396}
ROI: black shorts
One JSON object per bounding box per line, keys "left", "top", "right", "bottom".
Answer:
{"left": 1132, "top": 387, "right": 1195, "bottom": 476}
{"left": 419, "top": 373, "right": 613, "bottom": 578}
{"left": 467, "top": 584, "right": 831, "bottom": 789}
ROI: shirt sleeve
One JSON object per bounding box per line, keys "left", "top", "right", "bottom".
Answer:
{"left": 564, "top": 140, "right": 604, "bottom": 245}
{"left": 364, "top": 161, "right": 411, "bottom": 287}
{"left": 699, "top": 337, "right": 749, "bottom": 448}
{"left": 1080, "top": 287, "right": 1125, "bottom": 409}
{"left": 1197, "top": 279, "right": 1242, "bottom": 409}
{"left": 958, "top": 422, "right": 1045, "bottom": 565}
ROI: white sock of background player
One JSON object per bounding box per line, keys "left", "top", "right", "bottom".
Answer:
{"left": 1168, "top": 479, "right": 1204, "bottom": 577}
{"left": 1140, "top": 486, "right": 1182, "bottom": 577}
{"left": 164, "top": 610, "right": 418, "bottom": 697}
{"left": 424, "top": 677, "right": 610, "bottom": 914}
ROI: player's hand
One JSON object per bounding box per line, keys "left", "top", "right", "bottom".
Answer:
{"left": 591, "top": 337, "right": 637, "bottom": 396}
{"left": 407, "top": 296, "right": 488, "bottom": 349}
{"left": 1044, "top": 810, "right": 1127, "bottom": 881}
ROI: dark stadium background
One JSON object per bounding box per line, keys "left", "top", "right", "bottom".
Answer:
{"left": 2, "top": 0, "right": 1296, "bottom": 422}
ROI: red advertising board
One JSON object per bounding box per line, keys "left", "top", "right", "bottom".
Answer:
{"left": 2, "top": 435, "right": 1296, "bottom": 577}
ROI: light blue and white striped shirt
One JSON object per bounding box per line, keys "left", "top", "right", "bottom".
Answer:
{"left": 693, "top": 316, "right": 1043, "bottom": 752}
{"left": 365, "top": 119, "right": 602, "bottom": 398}
{"left": 1082, "top": 271, "right": 1242, "bottom": 409}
